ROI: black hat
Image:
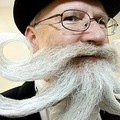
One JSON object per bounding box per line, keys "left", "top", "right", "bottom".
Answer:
{"left": 13, "top": 0, "right": 120, "bottom": 34}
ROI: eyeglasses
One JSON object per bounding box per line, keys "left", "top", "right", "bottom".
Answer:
{"left": 32, "top": 9, "right": 118, "bottom": 36}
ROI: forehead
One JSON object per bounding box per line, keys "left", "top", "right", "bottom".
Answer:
{"left": 40, "top": 0, "right": 107, "bottom": 17}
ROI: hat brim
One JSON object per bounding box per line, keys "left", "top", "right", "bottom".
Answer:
{"left": 13, "top": 0, "right": 120, "bottom": 34}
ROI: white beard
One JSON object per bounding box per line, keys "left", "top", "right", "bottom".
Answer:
{"left": 54, "top": 59, "right": 118, "bottom": 120}
{"left": 0, "top": 33, "right": 120, "bottom": 119}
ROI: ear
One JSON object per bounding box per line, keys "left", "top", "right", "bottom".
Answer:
{"left": 25, "top": 26, "right": 39, "bottom": 52}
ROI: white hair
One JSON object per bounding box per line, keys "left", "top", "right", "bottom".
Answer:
{"left": 0, "top": 33, "right": 120, "bottom": 120}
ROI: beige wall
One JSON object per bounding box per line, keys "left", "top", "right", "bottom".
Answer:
{"left": 0, "top": 6, "right": 21, "bottom": 92}
{"left": 0, "top": 4, "right": 120, "bottom": 93}
{"left": 0, "top": 8, "right": 20, "bottom": 33}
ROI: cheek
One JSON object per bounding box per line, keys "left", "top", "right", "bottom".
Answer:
{"left": 48, "top": 30, "right": 82, "bottom": 46}
{"left": 36, "top": 25, "right": 82, "bottom": 48}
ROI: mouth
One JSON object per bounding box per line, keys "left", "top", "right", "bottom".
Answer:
{"left": 70, "top": 54, "right": 102, "bottom": 65}
{"left": 73, "top": 55, "right": 100, "bottom": 63}
{"left": 81, "top": 55, "right": 98, "bottom": 59}
{"left": 77, "top": 55, "right": 99, "bottom": 59}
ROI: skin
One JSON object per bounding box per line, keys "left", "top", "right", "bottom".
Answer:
{"left": 25, "top": 0, "right": 109, "bottom": 52}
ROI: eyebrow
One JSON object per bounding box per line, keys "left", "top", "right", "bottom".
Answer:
{"left": 94, "top": 13, "right": 109, "bottom": 20}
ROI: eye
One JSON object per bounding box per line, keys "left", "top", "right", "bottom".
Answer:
{"left": 98, "top": 17, "right": 108, "bottom": 28}
{"left": 63, "top": 16, "right": 79, "bottom": 21}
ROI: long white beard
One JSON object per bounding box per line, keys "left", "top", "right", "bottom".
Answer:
{"left": 0, "top": 33, "right": 120, "bottom": 119}
{"left": 56, "top": 59, "right": 119, "bottom": 120}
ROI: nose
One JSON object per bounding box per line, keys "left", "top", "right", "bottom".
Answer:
{"left": 81, "top": 21, "right": 109, "bottom": 45}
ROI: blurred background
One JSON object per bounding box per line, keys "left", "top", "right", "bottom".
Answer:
{"left": 0, "top": 0, "right": 120, "bottom": 93}
{"left": 0, "top": 0, "right": 29, "bottom": 92}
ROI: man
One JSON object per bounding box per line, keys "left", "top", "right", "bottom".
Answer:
{"left": 0, "top": 0, "right": 120, "bottom": 119}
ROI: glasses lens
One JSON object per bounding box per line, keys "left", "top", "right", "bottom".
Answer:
{"left": 61, "top": 10, "right": 118, "bottom": 35}
{"left": 95, "top": 17, "right": 118, "bottom": 36}
{"left": 107, "top": 18, "right": 118, "bottom": 36}
{"left": 62, "top": 10, "right": 90, "bottom": 32}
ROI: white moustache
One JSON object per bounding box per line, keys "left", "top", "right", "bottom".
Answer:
{"left": 0, "top": 33, "right": 119, "bottom": 82}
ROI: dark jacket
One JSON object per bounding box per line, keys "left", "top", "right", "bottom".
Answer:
{"left": 0, "top": 82, "right": 120, "bottom": 120}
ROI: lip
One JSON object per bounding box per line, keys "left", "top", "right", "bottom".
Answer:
{"left": 81, "top": 55, "right": 98, "bottom": 58}
{"left": 75, "top": 55, "right": 99, "bottom": 60}
{"left": 71, "top": 55, "right": 99, "bottom": 65}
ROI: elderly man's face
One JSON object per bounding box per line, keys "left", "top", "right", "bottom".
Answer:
{"left": 25, "top": 0, "right": 109, "bottom": 51}
{"left": 1, "top": 0, "right": 120, "bottom": 118}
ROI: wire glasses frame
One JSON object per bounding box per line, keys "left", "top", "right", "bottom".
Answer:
{"left": 31, "top": 9, "right": 118, "bottom": 36}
